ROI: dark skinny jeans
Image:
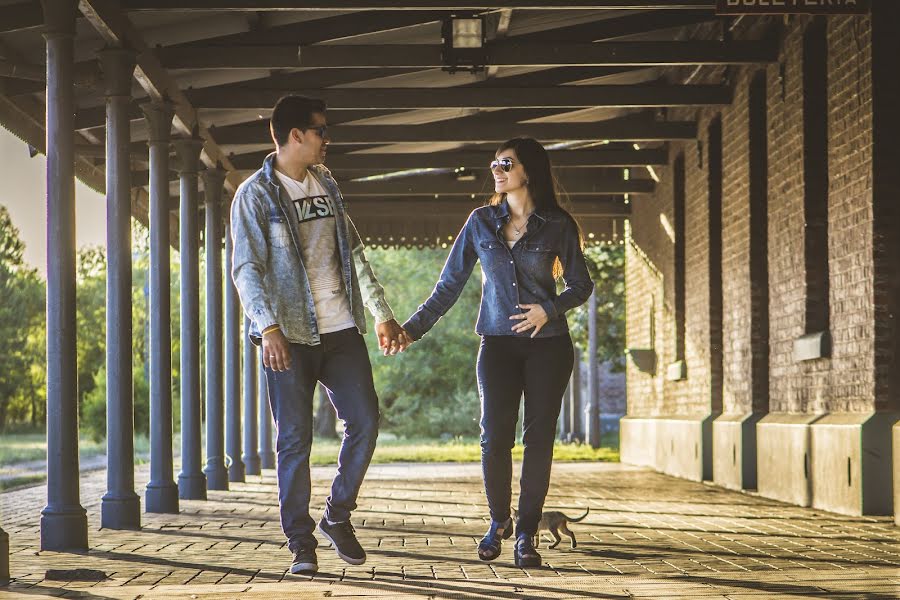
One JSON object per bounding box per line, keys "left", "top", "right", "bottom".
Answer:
{"left": 264, "top": 328, "right": 379, "bottom": 552}
{"left": 476, "top": 333, "right": 575, "bottom": 536}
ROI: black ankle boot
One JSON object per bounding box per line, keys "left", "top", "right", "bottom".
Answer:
{"left": 514, "top": 532, "right": 542, "bottom": 568}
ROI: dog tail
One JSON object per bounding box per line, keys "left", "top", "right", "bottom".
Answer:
{"left": 568, "top": 507, "right": 590, "bottom": 522}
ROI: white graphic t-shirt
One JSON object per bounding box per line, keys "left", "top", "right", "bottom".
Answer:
{"left": 274, "top": 169, "right": 355, "bottom": 335}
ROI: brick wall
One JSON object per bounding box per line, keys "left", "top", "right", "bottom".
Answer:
{"left": 626, "top": 14, "right": 879, "bottom": 418}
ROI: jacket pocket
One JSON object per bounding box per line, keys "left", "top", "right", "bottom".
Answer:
{"left": 269, "top": 216, "right": 292, "bottom": 249}
{"left": 479, "top": 240, "right": 505, "bottom": 251}
{"left": 523, "top": 242, "right": 554, "bottom": 253}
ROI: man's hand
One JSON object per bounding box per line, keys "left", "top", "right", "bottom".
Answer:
{"left": 509, "top": 304, "right": 549, "bottom": 338}
{"left": 262, "top": 327, "right": 292, "bottom": 371}
{"left": 375, "top": 319, "right": 413, "bottom": 356}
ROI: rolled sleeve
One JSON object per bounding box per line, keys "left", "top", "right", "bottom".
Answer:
{"left": 551, "top": 216, "right": 594, "bottom": 317}
{"left": 402, "top": 213, "right": 478, "bottom": 340}
{"left": 230, "top": 185, "right": 278, "bottom": 333}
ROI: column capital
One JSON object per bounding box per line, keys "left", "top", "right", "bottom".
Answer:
{"left": 99, "top": 48, "right": 137, "bottom": 99}
{"left": 141, "top": 102, "right": 175, "bottom": 145}
{"left": 40, "top": 0, "right": 78, "bottom": 38}
{"left": 173, "top": 137, "right": 205, "bottom": 175}
{"left": 201, "top": 168, "right": 227, "bottom": 206}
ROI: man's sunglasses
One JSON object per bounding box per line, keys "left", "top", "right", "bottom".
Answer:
{"left": 490, "top": 157, "right": 515, "bottom": 172}
{"left": 305, "top": 125, "right": 328, "bottom": 139}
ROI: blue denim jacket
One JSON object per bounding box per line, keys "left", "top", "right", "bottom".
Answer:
{"left": 403, "top": 200, "right": 593, "bottom": 340}
{"left": 230, "top": 153, "right": 394, "bottom": 345}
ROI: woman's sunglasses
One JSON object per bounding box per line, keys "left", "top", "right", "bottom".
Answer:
{"left": 489, "top": 157, "right": 515, "bottom": 172}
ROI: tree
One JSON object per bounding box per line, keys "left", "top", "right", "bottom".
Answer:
{"left": 567, "top": 243, "right": 626, "bottom": 369}
{"left": 0, "top": 205, "right": 46, "bottom": 430}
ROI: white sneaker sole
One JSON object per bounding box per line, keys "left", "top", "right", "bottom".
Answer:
{"left": 319, "top": 527, "right": 367, "bottom": 566}
{"left": 290, "top": 561, "right": 318, "bottom": 574}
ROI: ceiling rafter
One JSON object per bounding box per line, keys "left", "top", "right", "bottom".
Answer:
{"left": 185, "top": 85, "right": 731, "bottom": 111}
{"left": 229, "top": 147, "right": 669, "bottom": 171}
{"left": 77, "top": 0, "right": 240, "bottom": 188}
{"left": 157, "top": 40, "right": 776, "bottom": 70}
{"left": 121, "top": 1, "right": 715, "bottom": 10}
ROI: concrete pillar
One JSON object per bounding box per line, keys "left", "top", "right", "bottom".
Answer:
{"left": 242, "top": 317, "right": 260, "bottom": 475}
{"left": 587, "top": 290, "right": 601, "bottom": 448}
{"left": 0, "top": 527, "right": 7, "bottom": 584}
{"left": 174, "top": 137, "right": 207, "bottom": 500}
{"left": 142, "top": 101, "right": 178, "bottom": 514}
{"left": 224, "top": 215, "right": 245, "bottom": 482}
{"left": 258, "top": 355, "right": 275, "bottom": 469}
{"left": 39, "top": 0, "right": 87, "bottom": 551}
{"left": 99, "top": 46, "right": 140, "bottom": 529}
{"left": 202, "top": 168, "right": 228, "bottom": 491}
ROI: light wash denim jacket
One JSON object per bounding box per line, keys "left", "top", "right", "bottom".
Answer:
{"left": 230, "top": 153, "right": 394, "bottom": 345}
{"left": 403, "top": 200, "right": 593, "bottom": 341}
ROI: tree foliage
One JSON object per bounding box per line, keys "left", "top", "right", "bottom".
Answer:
{"left": 0, "top": 205, "right": 46, "bottom": 429}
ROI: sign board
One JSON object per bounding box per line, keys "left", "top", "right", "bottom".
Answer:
{"left": 716, "top": 0, "right": 870, "bottom": 15}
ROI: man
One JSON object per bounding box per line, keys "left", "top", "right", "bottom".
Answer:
{"left": 231, "top": 94, "right": 409, "bottom": 574}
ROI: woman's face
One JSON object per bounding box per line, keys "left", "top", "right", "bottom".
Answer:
{"left": 491, "top": 149, "right": 528, "bottom": 195}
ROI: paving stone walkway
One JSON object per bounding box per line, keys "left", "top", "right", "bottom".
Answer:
{"left": 1, "top": 461, "right": 898, "bottom": 599}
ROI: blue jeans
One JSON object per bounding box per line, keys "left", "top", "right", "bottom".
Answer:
{"left": 477, "top": 334, "right": 574, "bottom": 536}
{"left": 264, "top": 328, "right": 379, "bottom": 552}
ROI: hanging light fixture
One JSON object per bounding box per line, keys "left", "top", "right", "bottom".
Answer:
{"left": 441, "top": 13, "right": 487, "bottom": 74}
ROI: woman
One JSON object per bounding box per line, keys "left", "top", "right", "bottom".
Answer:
{"left": 401, "top": 137, "right": 594, "bottom": 567}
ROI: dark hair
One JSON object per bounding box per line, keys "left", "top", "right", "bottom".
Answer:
{"left": 270, "top": 95, "right": 327, "bottom": 146}
{"left": 489, "top": 137, "right": 583, "bottom": 278}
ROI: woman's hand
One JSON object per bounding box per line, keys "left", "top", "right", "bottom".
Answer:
{"left": 509, "top": 304, "right": 549, "bottom": 338}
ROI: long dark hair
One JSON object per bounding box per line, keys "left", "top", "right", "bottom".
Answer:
{"left": 488, "top": 137, "right": 583, "bottom": 278}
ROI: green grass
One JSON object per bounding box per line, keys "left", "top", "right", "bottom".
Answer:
{"left": 0, "top": 433, "right": 150, "bottom": 466}
{"left": 309, "top": 435, "right": 619, "bottom": 465}
{"left": 0, "top": 474, "right": 46, "bottom": 492}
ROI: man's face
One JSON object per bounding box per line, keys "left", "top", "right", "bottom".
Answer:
{"left": 293, "top": 111, "right": 329, "bottom": 165}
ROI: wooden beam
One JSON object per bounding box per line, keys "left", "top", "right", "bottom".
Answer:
{"left": 187, "top": 85, "right": 731, "bottom": 110}
{"left": 160, "top": 41, "right": 774, "bottom": 70}
{"left": 0, "top": 1, "right": 45, "bottom": 34}
{"left": 214, "top": 119, "right": 697, "bottom": 145}
{"left": 337, "top": 176, "right": 653, "bottom": 196}
{"left": 122, "top": 1, "right": 714, "bottom": 10}
{"left": 160, "top": 10, "right": 445, "bottom": 49}
{"left": 77, "top": 0, "right": 240, "bottom": 189}
{"left": 346, "top": 197, "right": 630, "bottom": 218}
{"left": 230, "top": 147, "right": 668, "bottom": 170}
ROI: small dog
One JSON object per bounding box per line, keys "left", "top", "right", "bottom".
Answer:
{"left": 513, "top": 507, "right": 590, "bottom": 549}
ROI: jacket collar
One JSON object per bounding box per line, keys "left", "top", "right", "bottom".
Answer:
{"left": 261, "top": 152, "right": 329, "bottom": 188}
{"left": 491, "top": 198, "right": 550, "bottom": 223}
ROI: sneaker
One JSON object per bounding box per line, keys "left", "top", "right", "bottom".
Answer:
{"left": 290, "top": 546, "right": 318, "bottom": 574}
{"left": 318, "top": 517, "right": 366, "bottom": 565}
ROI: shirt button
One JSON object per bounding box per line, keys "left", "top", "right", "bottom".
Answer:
{"left": 512, "top": 282, "right": 517, "bottom": 286}
{"left": 509, "top": 260, "right": 513, "bottom": 264}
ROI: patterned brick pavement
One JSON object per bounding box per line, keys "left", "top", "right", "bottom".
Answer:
{"left": 1, "top": 462, "right": 898, "bottom": 599}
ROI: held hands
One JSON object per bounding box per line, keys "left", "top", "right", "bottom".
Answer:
{"left": 510, "top": 303, "right": 549, "bottom": 338}
{"left": 262, "top": 327, "right": 292, "bottom": 371}
{"left": 376, "top": 319, "right": 413, "bottom": 356}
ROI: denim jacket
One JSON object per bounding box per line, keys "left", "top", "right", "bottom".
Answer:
{"left": 403, "top": 200, "right": 593, "bottom": 340}
{"left": 230, "top": 153, "right": 394, "bottom": 345}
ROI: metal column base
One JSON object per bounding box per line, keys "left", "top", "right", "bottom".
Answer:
{"left": 145, "top": 482, "right": 179, "bottom": 514}
{"left": 178, "top": 474, "right": 207, "bottom": 500}
{"left": 100, "top": 492, "right": 141, "bottom": 530}
{"left": 244, "top": 455, "right": 261, "bottom": 476}
{"left": 260, "top": 452, "right": 275, "bottom": 470}
{"left": 40, "top": 507, "right": 88, "bottom": 551}
{"left": 1, "top": 527, "right": 9, "bottom": 584}
{"left": 203, "top": 461, "right": 229, "bottom": 491}
{"left": 228, "top": 462, "right": 246, "bottom": 483}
